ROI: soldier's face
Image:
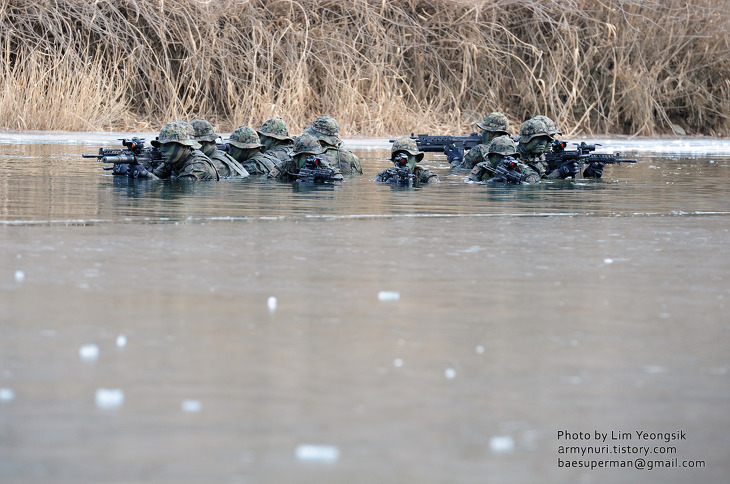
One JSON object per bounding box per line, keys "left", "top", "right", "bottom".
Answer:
{"left": 526, "top": 136, "right": 551, "bottom": 155}
{"left": 488, "top": 153, "right": 504, "bottom": 167}
{"left": 200, "top": 141, "right": 216, "bottom": 156}
{"left": 160, "top": 143, "right": 186, "bottom": 165}
{"left": 229, "top": 146, "right": 244, "bottom": 161}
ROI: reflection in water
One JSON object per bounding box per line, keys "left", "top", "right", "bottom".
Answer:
{"left": 1, "top": 139, "right": 729, "bottom": 483}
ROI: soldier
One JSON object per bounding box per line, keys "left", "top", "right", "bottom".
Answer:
{"left": 128, "top": 121, "right": 219, "bottom": 180}
{"left": 376, "top": 137, "right": 440, "bottom": 186}
{"left": 268, "top": 134, "right": 343, "bottom": 182}
{"left": 257, "top": 117, "right": 294, "bottom": 169}
{"left": 468, "top": 135, "right": 539, "bottom": 184}
{"left": 458, "top": 112, "right": 511, "bottom": 170}
{"left": 535, "top": 115, "right": 605, "bottom": 179}
{"left": 190, "top": 119, "right": 249, "bottom": 179}
{"left": 302, "top": 116, "right": 362, "bottom": 174}
{"left": 516, "top": 117, "right": 559, "bottom": 179}
{"left": 226, "top": 126, "right": 278, "bottom": 175}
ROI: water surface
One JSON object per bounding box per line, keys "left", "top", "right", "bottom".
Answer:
{"left": 1, "top": 134, "right": 729, "bottom": 483}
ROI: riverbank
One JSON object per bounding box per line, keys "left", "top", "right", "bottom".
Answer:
{"left": 1, "top": 0, "right": 728, "bottom": 136}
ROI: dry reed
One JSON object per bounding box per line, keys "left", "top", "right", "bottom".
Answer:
{"left": 1, "top": 0, "right": 728, "bottom": 136}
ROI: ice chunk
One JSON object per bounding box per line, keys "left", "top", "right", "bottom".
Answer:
{"left": 0, "top": 388, "right": 15, "bottom": 402}
{"left": 295, "top": 444, "right": 340, "bottom": 463}
{"left": 489, "top": 435, "right": 515, "bottom": 453}
{"left": 476, "top": 345, "right": 485, "bottom": 354}
{"left": 95, "top": 388, "right": 124, "bottom": 409}
{"left": 14, "top": 270, "right": 25, "bottom": 282}
{"left": 393, "top": 358, "right": 403, "bottom": 368}
{"left": 182, "top": 400, "right": 202, "bottom": 413}
{"left": 377, "top": 291, "right": 400, "bottom": 301}
{"left": 445, "top": 368, "right": 456, "bottom": 379}
{"left": 79, "top": 344, "right": 99, "bottom": 361}
{"left": 267, "top": 296, "right": 277, "bottom": 311}
{"left": 603, "top": 258, "right": 614, "bottom": 264}
{"left": 116, "top": 334, "right": 127, "bottom": 348}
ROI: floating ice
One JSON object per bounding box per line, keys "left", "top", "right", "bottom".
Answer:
{"left": 603, "top": 258, "right": 614, "bottom": 264}
{"left": 378, "top": 291, "right": 400, "bottom": 301}
{"left": 0, "top": 388, "right": 15, "bottom": 402}
{"left": 445, "top": 368, "right": 456, "bottom": 379}
{"left": 182, "top": 400, "right": 202, "bottom": 413}
{"left": 95, "top": 388, "right": 124, "bottom": 409}
{"left": 295, "top": 444, "right": 340, "bottom": 463}
{"left": 489, "top": 436, "right": 515, "bottom": 453}
{"left": 116, "top": 334, "right": 127, "bottom": 348}
{"left": 476, "top": 345, "right": 485, "bottom": 354}
{"left": 267, "top": 296, "right": 277, "bottom": 311}
{"left": 14, "top": 270, "right": 25, "bottom": 282}
{"left": 393, "top": 358, "right": 403, "bottom": 368}
{"left": 79, "top": 344, "right": 99, "bottom": 361}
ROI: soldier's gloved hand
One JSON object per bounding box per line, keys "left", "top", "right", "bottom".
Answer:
{"left": 127, "top": 164, "right": 149, "bottom": 179}
{"left": 444, "top": 144, "right": 462, "bottom": 164}
{"left": 112, "top": 163, "right": 129, "bottom": 176}
{"left": 557, "top": 161, "right": 580, "bottom": 179}
{"left": 583, "top": 162, "right": 605, "bottom": 178}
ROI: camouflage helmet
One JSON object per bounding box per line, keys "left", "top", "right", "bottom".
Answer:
{"left": 190, "top": 118, "right": 218, "bottom": 142}
{"left": 532, "top": 115, "right": 562, "bottom": 136}
{"left": 227, "top": 126, "right": 264, "bottom": 150}
{"left": 487, "top": 135, "right": 519, "bottom": 157}
{"left": 390, "top": 136, "right": 424, "bottom": 162}
{"left": 257, "top": 117, "right": 293, "bottom": 141}
{"left": 303, "top": 116, "right": 341, "bottom": 146}
{"left": 476, "top": 112, "right": 510, "bottom": 133}
{"left": 518, "top": 118, "right": 553, "bottom": 143}
{"left": 293, "top": 134, "right": 326, "bottom": 155}
{"left": 151, "top": 121, "right": 202, "bottom": 149}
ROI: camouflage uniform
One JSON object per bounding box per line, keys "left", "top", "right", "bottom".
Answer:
{"left": 303, "top": 116, "right": 362, "bottom": 175}
{"left": 257, "top": 117, "right": 294, "bottom": 170}
{"left": 469, "top": 135, "right": 539, "bottom": 183}
{"left": 226, "top": 126, "right": 278, "bottom": 175}
{"left": 516, "top": 118, "right": 554, "bottom": 178}
{"left": 268, "top": 134, "right": 343, "bottom": 182}
{"left": 144, "top": 121, "right": 219, "bottom": 180}
{"left": 376, "top": 137, "right": 439, "bottom": 185}
{"left": 190, "top": 119, "right": 249, "bottom": 179}
{"left": 459, "top": 112, "right": 510, "bottom": 169}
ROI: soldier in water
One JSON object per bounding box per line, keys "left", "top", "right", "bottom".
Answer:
{"left": 127, "top": 121, "right": 219, "bottom": 180}
{"left": 302, "top": 116, "right": 362, "bottom": 175}
{"left": 457, "top": 112, "right": 511, "bottom": 170}
{"left": 225, "top": 126, "right": 278, "bottom": 175}
{"left": 376, "top": 137, "right": 440, "bottom": 186}
{"left": 190, "top": 119, "right": 249, "bottom": 178}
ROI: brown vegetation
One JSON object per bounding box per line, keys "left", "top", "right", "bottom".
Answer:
{"left": 1, "top": 0, "right": 728, "bottom": 136}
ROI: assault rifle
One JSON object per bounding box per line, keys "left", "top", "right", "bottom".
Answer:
{"left": 546, "top": 140, "right": 637, "bottom": 179}
{"left": 294, "top": 155, "right": 341, "bottom": 184}
{"left": 399, "top": 133, "right": 482, "bottom": 164}
{"left": 83, "top": 137, "right": 163, "bottom": 175}
{"left": 380, "top": 153, "right": 415, "bottom": 187}
{"left": 484, "top": 157, "right": 528, "bottom": 185}
{"left": 216, "top": 142, "right": 231, "bottom": 153}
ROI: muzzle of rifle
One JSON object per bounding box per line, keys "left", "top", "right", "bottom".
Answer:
{"left": 101, "top": 154, "right": 137, "bottom": 164}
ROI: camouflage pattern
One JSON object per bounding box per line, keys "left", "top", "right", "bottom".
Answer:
{"left": 228, "top": 126, "right": 264, "bottom": 150}
{"left": 468, "top": 159, "right": 539, "bottom": 183}
{"left": 532, "top": 115, "right": 562, "bottom": 136}
{"left": 390, "top": 136, "right": 424, "bottom": 162}
{"left": 190, "top": 119, "right": 219, "bottom": 142}
{"left": 293, "top": 134, "right": 327, "bottom": 156}
{"left": 152, "top": 149, "right": 219, "bottom": 180}
{"left": 460, "top": 144, "right": 489, "bottom": 170}
{"left": 208, "top": 149, "right": 249, "bottom": 178}
{"left": 487, "top": 135, "right": 519, "bottom": 157}
{"left": 239, "top": 151, "right": 278, "bottom": 175}
{"left": 476, "top": 112, "right": 510, "bottom": 133}
{"left": 517, "top": 118, "right": 553, "bottom": 143}
{"left": 151, "top": 121, "right": 202, "bottom": 149}
{"left": 303, "top": 116, "right": 341, "bottom": 147}
{"left": 268, "top": 136, "right": 343, "bottom": 182}
{"left": 517, "top": 144, "right": 548, "bottom": 177}
{"left": 375, "top": 165, "right": 439, "bottom": 185}
{"left": 257, "top": 117, "right": 293, "bottom": 141}
{"left": 323, "top": 146, "right": 362, "bottom": 175}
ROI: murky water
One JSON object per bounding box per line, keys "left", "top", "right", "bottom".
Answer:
{"left": 1, "top": 133, "right": 729, "bottom": 483}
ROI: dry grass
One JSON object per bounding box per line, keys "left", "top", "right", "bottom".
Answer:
{"left": 1, "top": 0, "right": 728, "bottom": 136}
